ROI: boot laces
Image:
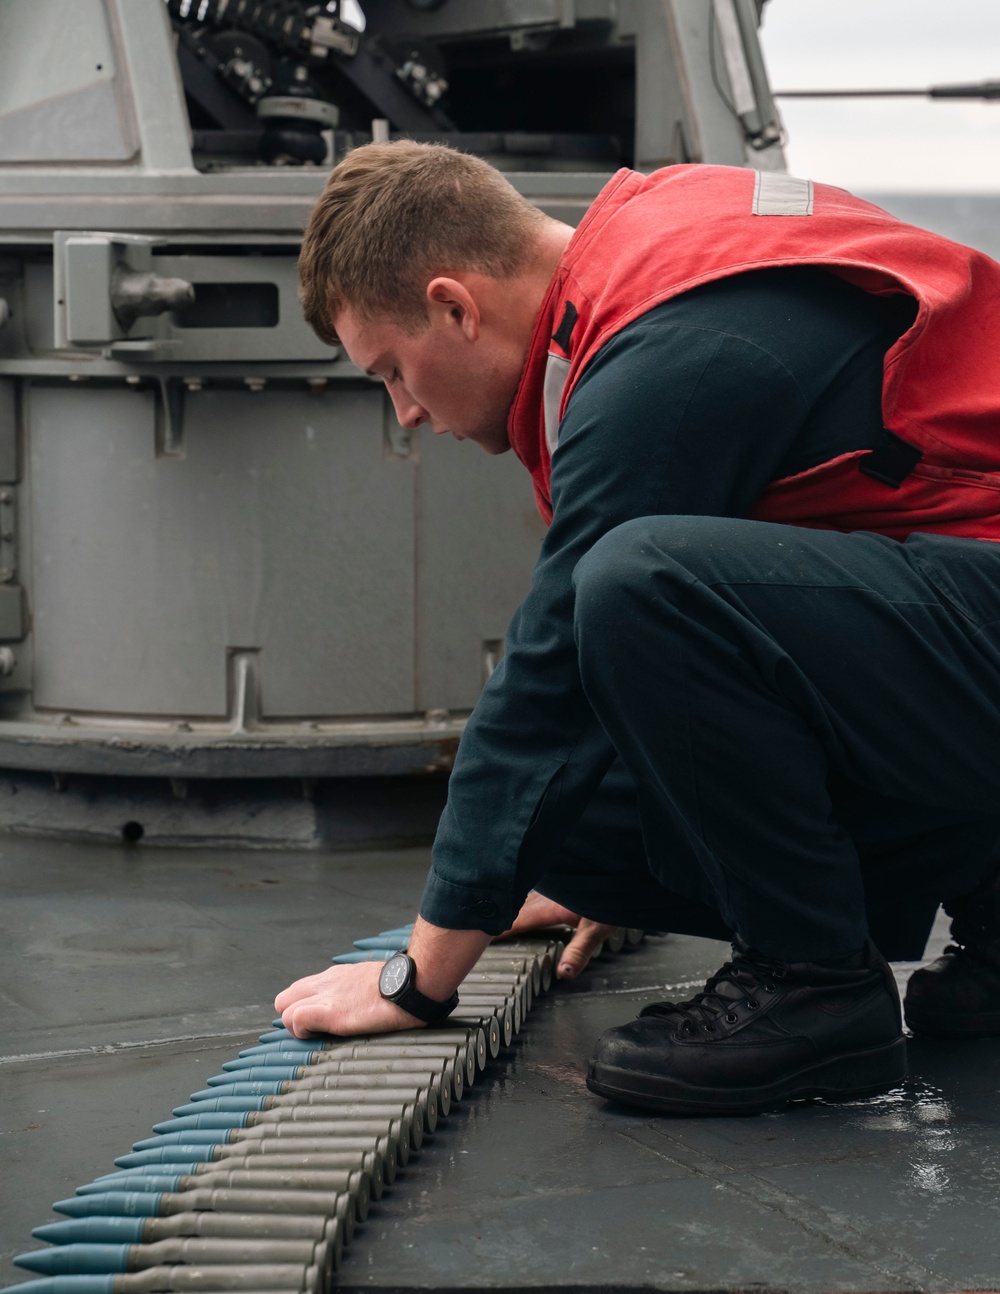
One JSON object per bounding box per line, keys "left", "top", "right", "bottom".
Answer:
{"left": 640, "top": 948, "right": 786, "bottom": 1034}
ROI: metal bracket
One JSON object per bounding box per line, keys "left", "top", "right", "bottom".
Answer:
{"left": 53, "top": 231, "right": 194, "bottom": 350}
{"left": 383, "top": 390, "right": 417, "bottom": 461}
{"left": 228, "top": 648, "right": 262, "bottom": 733}
{"left": 154, "top": 376, "right": 186, "bottom": 459}
{"left": 711, "top": 0, "right": 782, "bottom": 150}
{"left": 482, "top": 639, "right": 504, "bottom": 683}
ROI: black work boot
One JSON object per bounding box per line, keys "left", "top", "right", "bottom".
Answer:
{"left": 586, "top": 941, "right": 906, "bottom": 1115}
{"left": 904, "top": 875, "right": 1000, "bottom": 1038}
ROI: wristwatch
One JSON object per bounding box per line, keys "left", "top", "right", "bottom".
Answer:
{"left": 378, "top": 952, "right": 459, "bottom": 1025}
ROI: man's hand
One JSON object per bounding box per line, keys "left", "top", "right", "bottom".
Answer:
{"left": 497, "top": 891, "right": 622, "bottom": 980}
{"left": 275, "top": 962, "right": 423, "bottom": 1039}
{"left": 275, "top": 919, "right": 492, "bottom": 1040}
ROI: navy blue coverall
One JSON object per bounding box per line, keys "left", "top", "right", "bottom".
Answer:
{"left": 420, "top": 267, "right": 1000, "bottom": 962}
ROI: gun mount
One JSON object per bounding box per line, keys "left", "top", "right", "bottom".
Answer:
{"left": 0, "top": 0, "right": 783, "bottom": 830}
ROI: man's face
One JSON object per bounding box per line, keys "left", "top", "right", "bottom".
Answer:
{"left": 334, "top": 293, "right": 520, "bottom": 456}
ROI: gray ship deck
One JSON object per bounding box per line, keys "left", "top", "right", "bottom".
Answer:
{"left": 3, "top": 821, "right": 999, "bottom": 1293}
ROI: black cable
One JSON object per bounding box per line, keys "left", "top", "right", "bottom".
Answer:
{"left": 775, "top": 80, "right": 1000, "bottom": 100}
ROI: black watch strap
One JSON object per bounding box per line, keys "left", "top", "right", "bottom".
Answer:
{"left": 393, "top": 981, "right": 460, "bottom": 1025}
{"left": 379, "top": 952, "right": 460, "bottom": 1025}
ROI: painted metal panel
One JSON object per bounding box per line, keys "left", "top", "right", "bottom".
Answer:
{"left": 237, "top": 387, "right": 416, "bottom": 717}
{"left": 30, "top": 385, "right": 228, "bottom": 716}
{"left": 0, "top": 0, "right": 136, "bottom": 164}
{"left": 29, "top": 385, "right": 415, "bottom": 718}
{"left": 416, "top": 430, "right": 545, "bottom": 713}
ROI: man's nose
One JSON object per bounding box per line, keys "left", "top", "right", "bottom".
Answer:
{"left": 390, "top": 389, "right": 427, "bottom": 430}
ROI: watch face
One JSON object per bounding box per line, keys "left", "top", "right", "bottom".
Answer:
{"left": 379, "top": 953, "right": 411, "bottom": 997}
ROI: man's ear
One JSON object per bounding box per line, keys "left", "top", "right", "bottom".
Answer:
{"left": 426, "top": 277, "right": 480, "bottom": 341}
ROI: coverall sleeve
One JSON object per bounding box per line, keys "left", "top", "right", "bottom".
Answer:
{"left": 418, "top": 297, "right": 883, "bottom": 932}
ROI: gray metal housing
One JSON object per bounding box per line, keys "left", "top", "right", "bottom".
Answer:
{"left": 0, "top": 0, "right": 783, "bottom": 780}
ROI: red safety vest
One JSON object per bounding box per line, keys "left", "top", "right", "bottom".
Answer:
{"left": 507, "top": 165, "right": 1000, "bottom": 541}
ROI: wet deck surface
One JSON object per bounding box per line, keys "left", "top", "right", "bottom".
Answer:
{"left": 2, "top": 829, "right": 999, "bottom": 1292}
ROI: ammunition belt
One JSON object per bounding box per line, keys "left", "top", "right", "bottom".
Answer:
{"left": 12, "top": 925, "right": 645, "bottom": 1292}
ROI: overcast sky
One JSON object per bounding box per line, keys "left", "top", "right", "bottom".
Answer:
{"left": 758, "top": 0, "right": 1000, "bottom": 191}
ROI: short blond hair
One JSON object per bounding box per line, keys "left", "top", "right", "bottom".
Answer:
{"left": 299, "top": 140, "right": 546, "bottom": 343}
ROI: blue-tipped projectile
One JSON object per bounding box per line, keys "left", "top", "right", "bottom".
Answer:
{"left": 15, "top": 1244, "right": 130, "bottom": 1275}
{"left": 78, "top": 1176, "right": 182, "bottom": 1195}
{"left": 132, "top": 1131, "right": 231, "bottom": 1149}
{"left": 370, "top": 925, "right": 414, "bottom": 941}
{"left": 171, "top": 1097, "right": 265, "bottom": 1117}
{"left": 256, "top": 1029, "right": 296, "bottom": 1044}
{"left": 152, "top": 1113, "right": 248, "bottom": 1133}
{"left": 189, "top": 1081, "right": 283, "bottom": 1099}
{"left": 2, "top": 1278, "right": 115, "bottom": 1294}
{"left": 115, "top": 1147, "right": 215, "bottom": 1169}
{"left": 33, "top": 1218, "right": 146, "bottom": 1245}
{"left": 54, "top": 1193, "right": 162, "bottom": 1219}
{"left": 95, "top": 1165, "right": 202, "bottom": 1181}
{"left": 231, "top": 1046, "right": 316, "bottom": 1063}
{"left": 208, "top": 1067, "right": 303, "bottom": 1084}
{"left": 241, "top": 1036, "right": 313, "bottom": 1054}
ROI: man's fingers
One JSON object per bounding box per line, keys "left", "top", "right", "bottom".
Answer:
{"left": 274, "top": 969, "right": 333, "bottom": 1013}
{"left": 556, "top": 920, "right": 622, "bottom": 979}
{"left": 494, "top": 891, "right": 582, "bottom": 939}
{"left": 276, "top": 964, "right": 368, "bottom": 1037}
{"left": 492, "top": 894, "right": 623, "bottom": 980}
{"left": 280, "top": 1000, "right": 326, "bottom": 1039}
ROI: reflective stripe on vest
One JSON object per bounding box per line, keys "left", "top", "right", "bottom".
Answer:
{"left": 543, "top": 353, "right": 571, "bottom": 457}
{"left": 752, "top": 171, "right": 814, "bottom": 216}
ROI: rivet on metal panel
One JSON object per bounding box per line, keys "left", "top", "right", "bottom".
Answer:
{"left": 185, "top": 377, "right": 203, "bottom": 393}
{"left": 67, "top": 373, "right": 89, "bottom": 382}
{"left": 307, "top": 379, "right": 328, "bottom": 396}
{"left": 126, "top": 374, "right": 142, "bottom": 386}
{"left": 0, "top": 646, "right": 15, "bottom": 676}
{"left": 245, "top": 377, "right": 267, "bottom": 392}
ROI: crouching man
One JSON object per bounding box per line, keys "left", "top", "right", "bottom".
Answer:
{"left": 276, "top": 142, "right": 1000, "bottom": 1115}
